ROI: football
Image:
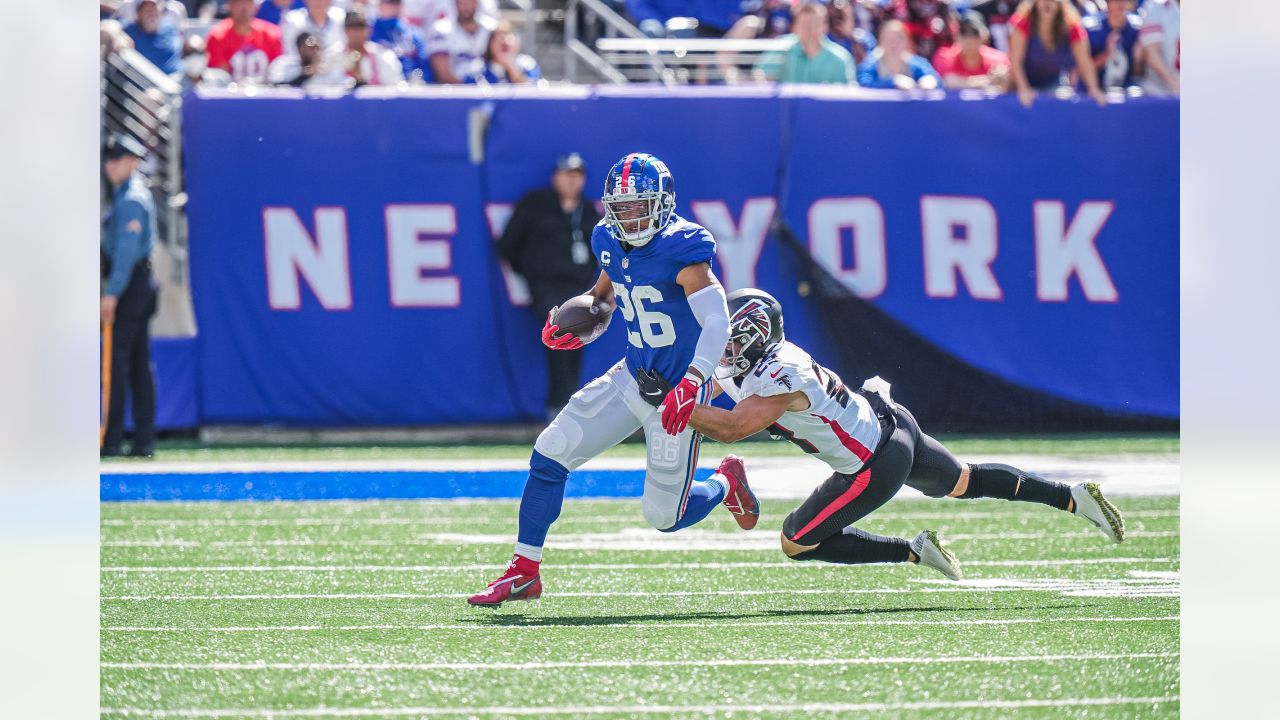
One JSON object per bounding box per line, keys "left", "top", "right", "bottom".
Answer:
{"left": 553, "top": 294, "right": 614, "bottom": 345}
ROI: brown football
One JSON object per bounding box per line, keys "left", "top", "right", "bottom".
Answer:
{"left": 553, "top": 294, "right": 614, "bottom": 345}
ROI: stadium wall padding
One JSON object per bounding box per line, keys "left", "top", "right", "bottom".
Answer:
{"left": 181, "top": 87, "right": 1178, "bottom": 429}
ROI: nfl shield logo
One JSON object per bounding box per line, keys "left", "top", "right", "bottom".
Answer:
{"left": 622, "top": 257, "right": 630, "bottom": 269}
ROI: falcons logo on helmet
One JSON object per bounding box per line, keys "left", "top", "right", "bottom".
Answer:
{"left": 731, "top": 299, "right": 772, "bottom": 339}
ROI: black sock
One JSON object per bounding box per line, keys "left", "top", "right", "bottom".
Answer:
{"left": 793, "top": 527, "right": 911, "bottom": 565}
{"left": 960, "top": 463, "right": 1072, "bottom": 511}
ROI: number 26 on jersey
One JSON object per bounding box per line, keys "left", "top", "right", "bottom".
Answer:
{"left": 612, "top": 283, "right": 675, "bottom": 349}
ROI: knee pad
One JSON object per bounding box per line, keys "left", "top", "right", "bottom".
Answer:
{"left": 642, "top": 494, "right": 680, "bottom": 532}
{"left": 534, "top": 414, "right": 584, "bottom": 469}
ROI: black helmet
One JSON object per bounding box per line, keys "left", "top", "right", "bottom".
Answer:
{"left": 718, "top": 288, "right": 785, "bottom": 379}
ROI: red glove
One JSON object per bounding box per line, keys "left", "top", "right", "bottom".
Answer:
{"left": 541, "top": 309, "right": 584, "bottom": 350}
{"left": 660, "top": 375, "right": 700, "bottom": 435}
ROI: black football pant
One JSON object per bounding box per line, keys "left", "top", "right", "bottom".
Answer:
{"left": 783, "top": 404, "right": 964, "bottom": 547}
{"left": 103, "top": 263, "right": 158, "bottom": 454}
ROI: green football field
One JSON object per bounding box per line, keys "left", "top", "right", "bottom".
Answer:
{"left": 100, "top": 491, "right": 1179, "bottom": 718}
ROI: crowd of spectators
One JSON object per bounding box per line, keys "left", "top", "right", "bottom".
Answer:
{"left": 626, "top": 0, "right": 1179, "bottom": 103}
{"left": 100, "top": 0, "right": 1178, "bottom": 103}
{"left": 100, "top": 0, "right": 542, "bottom": 90}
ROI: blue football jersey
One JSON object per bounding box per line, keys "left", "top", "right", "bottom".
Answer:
{"left": 591, "top": 213, "right": 717, "bottom": 384}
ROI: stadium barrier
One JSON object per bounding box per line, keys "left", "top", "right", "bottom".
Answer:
{"left": 180, "top": 86, "right": 1177, "bottom": 431}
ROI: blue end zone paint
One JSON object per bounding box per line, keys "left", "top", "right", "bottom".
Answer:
{"left": 100, "top": 469, "right": 712, "bottom": 502}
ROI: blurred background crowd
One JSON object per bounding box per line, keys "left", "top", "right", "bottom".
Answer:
{"left": 97, "top": 0, "right": 1179, "bottom": 454}
{"left": 99, "top": 0, "right": 1179, "bottom": 102}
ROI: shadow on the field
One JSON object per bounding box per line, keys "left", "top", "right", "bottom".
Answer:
{"left": 461, "top": 603, "right": 1078, "bottom": 628}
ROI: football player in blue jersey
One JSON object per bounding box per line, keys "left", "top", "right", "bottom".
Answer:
{"left": 469, "top": 152, "right": 761, "bottom": 606}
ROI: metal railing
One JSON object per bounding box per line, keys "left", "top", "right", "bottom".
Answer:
{"left": 564, "top": 0, "right": 652, "bottom": 84}
{"left": 101, "top": 47, "right": 195, "bottom": 336}
{"left": 101, "top": 48, "right": 184, "bottom": 253}
{"left": 595, "top": 37, "right": 794, "bottom": 85}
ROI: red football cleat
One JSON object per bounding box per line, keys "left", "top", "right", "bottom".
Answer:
{"left": 716, "top": 454, "right": 760, "bottom": 530}
{"left": 467, "top": 556, "right": 543, "bottom": 607}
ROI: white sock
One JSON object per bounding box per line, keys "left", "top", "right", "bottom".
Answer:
{"left": 708, "top": 472, "right": 730, "bottom": 496}
{"left": 513, "top": 542, "right": 543, "bottom": 563}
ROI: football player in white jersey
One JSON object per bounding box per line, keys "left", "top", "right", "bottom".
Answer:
{"left": 638, "top": 288, "right": 1127, "bottom": 579}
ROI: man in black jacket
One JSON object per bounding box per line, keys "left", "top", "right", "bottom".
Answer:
{"left": 499, "top": 153, "right": 601, "bottom": 418}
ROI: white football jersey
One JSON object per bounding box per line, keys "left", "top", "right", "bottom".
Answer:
{"left": 427, "top": 14, "right": 496, "bottom": 81}
{"left": 716, "top": 341, "right": 883, "bottom": 475}
{"left": 281, "top": 7, "right": 348, "bottom": 56}
{"left": 1137, "top": 0, "right": 1179, "bottom": 97}
{"left": 403, "top": 0, "right": 499, "bottom": 30}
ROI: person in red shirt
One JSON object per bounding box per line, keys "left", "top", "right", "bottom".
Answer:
{"left": 207, "top": 0, "right": 284, "bottom": 84}
{"left": 932, "top": 11, "right": 1010, "bottom": 91}
{"left": 889, "top": 0, "right": 957, "bottom": 62}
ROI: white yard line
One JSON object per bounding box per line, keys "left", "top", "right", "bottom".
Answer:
{"left": 100, "top": 530, "right": 1178, "bottom": 548}
{"left": 101, "top": 614, "right": 1179, "bottom": 633}
{"left": 99, "top": 696, "right": 1181, "bottom": 718}
{"left": 99, "top": 509, "right": 1179, "bottom": 526}
{"left": 99, "top": 582, "right": 1180, "bottom": 601}
{"left": 101, "top": 651, "right": 1176, "bottom": 672}
{"left": 99, "top": 557, "right": 1178, "bottom": 573}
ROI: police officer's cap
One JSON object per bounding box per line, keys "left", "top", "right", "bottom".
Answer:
{"left": 104, "top": 134, "right": 147, "bottom": 161}
{"left": 555, "top": 153, "right": 587, "bottom": 173}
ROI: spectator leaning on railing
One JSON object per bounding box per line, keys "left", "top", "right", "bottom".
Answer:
{"left": 471, "top": 19, "right": 541, "bottom": 85}
{"left": 207, "top": 0, "right": 284, "bottom": 83}
{"left": 1007, "top": 0, "right": 1105, "bottom": 107}
{"left": 282, "top": 0, "right": 346, "bottom": 56}
{"left": 1084, "top": 0, "right": 1141, "bottom": 91}
{"left": 931, "top": 11, "right": 1009, "bottom": 91}
{"left": 124, "top": 0, "right": 184, "bottom": 76}
{"left": 427, "top": 0, "right": 495, "bottom": 84}
{"left": 856, "top": 19, "right": 941, "bottom": 89}
{"left": 1136, "top": 0, "right": 1178, "bottom": 97}
{"left": 751, "top": 2, "right": 856, "bottom": 85}
{"left": 373, "top": 0, "right": 432, "bottom": 84}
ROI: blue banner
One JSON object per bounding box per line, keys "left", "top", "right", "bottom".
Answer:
{"left": 183, "top": 87, "right": 1177, "bottom": 426}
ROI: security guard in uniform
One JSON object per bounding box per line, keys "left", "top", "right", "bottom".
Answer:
{"left": 101, "top": 134, "right": 158, "bottom": 458}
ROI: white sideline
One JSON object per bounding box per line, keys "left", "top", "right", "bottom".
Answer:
{"left": 99, "top": 557, "right": 1178, "bottom": 572}
{"left": 99, "top": 509, "right": 1179, "bottom": 526}
{"left": 101, "top": 651, "right": 1176, "bottom": 672}
{"left": 99, "top": 696, "right": 1180, "bottom": 717}
{"left": 101, "top": 614, "right": 1179, "bottom": 633}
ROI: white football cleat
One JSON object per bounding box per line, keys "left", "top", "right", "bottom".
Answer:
{"left": 1071, "top": 482, "right": 1125, "bottom": 543}
{"left": 910, "top": 530, "right": 962, "bottom": 581}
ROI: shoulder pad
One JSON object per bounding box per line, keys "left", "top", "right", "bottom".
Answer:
{"left": 660, "top": 216, "right": 716, "bottom": 265}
